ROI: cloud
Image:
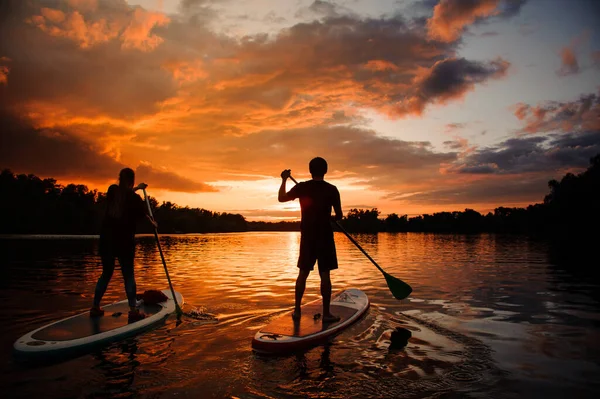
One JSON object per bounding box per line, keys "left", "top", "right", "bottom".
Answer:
{"left": 26, "top": 2, "right": 170, "bottom": 51}
{"left": 386, "top": 128, "right": 600, "bottom": 206}
{"left": 206, "top": 125, "right": 457, "bottom": 189}
{"left": 454, "top": 92, "right": 600, "bottom": 176}
{"left": 395, "top": 57, "right": 510, "bottom": 115}
{"left": 513, "top": 92, "right": 600, "bottom": 134}
{"left": 427, "top": 0, "right": 501, "bottom": 42}
{"left": 0, "top": 110, "right": 214, "bottom": 193}
{"left": 135, "top": 163, "right": 217, "bottom": 193}
{"left": 447, "top": 131, "right": 600, "bottom": 175}
{"left": 0, "top": 110, "right": 124, "bottom": 181}
{"left": 557, "top": 46, "right": 579, "bottom": 76}
{"left": 444, "top": 139, "right": 468, "bottom": 150}
{"left": 385, "top": 173, "right": 550, "bottom": 205}
{"left": 0, "top": 1, "right": 178, "bottom": 120}
{"left": 556, "top": 30, "right": 590, "bottom": 77}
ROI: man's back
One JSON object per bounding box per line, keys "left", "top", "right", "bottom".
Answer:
{"left": 289, "top": 180, "right": 341, "bottom": 234}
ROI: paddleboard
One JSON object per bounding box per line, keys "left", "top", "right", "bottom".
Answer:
{"left": 252, "top": 288, "right": 369, "bottom": 353}
{"left": 14, "top": 289, "right": 183, "bottom": 358}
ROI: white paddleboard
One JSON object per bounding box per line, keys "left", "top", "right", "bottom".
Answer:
{"left": 14, "top": 289, "right": 183, "bottom": 358}
{"left": 252, "top": 288, "right": 369, "bottom": 353}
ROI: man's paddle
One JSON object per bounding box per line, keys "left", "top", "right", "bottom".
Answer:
{"left": 288, "top": 175, "right": 412, "bottom": 300}
{"left": 142, "top": 188, "right": 184, "bottom": 318}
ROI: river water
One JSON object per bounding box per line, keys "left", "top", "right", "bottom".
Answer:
{"left": 0, "top": 232, "right": 598, "bottom": 398}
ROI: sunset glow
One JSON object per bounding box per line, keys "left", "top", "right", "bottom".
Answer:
{"left": 1, "top": 0, "right": 599, "bottom": 220}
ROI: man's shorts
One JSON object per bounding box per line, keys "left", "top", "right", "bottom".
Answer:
{"left": 297, "top": 236, "right": 338, "bottom": 272}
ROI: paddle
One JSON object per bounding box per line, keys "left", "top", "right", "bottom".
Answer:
{"left": 142, "top": 188, "right": 184, "bottom": 318}
{"left": 288, "top": 175, "right": 413, "bottom": 300}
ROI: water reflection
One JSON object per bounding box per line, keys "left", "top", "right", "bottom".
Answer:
{"left": 91, "top": 340, "right": 140, "bottom": 399}
{"left": 0, "top": 233, "right": 599, "bottom": 399}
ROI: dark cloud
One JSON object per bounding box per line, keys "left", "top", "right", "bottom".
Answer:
{"left": 449, "top": 131, "right": 600, "bottom": 175}
{"left": 514, "top": 92, "right": 600, "bottom": 134}
{"left": 397, "top": 57, "right": 509, "bottom": 115}
{"left": 443, "top": 140, "right": 466, "bottom": 150}
{"left": 421, "top": 58, "right": 508, "bottom": 97}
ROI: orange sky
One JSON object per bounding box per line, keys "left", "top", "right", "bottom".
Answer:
{"left": 1, "top": 0, "right": 599, "bottom": 220}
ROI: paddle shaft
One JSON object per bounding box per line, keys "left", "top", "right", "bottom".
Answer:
{"left": 287, "top": 176, "right": 386, "bottom": 275}
{"left": 142, "top": 189, "right": 182, "bottom": 314}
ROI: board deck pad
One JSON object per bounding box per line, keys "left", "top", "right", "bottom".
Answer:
{"left": 32, "top": 302, "right": 163, "bottom": 341}
{"left": 262, "top": 304, "right": 358, "bottom": 337}
{"left": 252, "top": 288, "right": 369, "bottom": 353}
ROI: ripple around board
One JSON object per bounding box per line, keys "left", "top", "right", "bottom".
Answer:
{"left": 244, "top": 307, "right": 507, "bottom": 399}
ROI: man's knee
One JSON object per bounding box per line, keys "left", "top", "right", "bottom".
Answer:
{"left": 319, "top": 270, "right": 331, "bottom": 282}
{"left": 297, "top": 269, "right": 311, "bottom": 281}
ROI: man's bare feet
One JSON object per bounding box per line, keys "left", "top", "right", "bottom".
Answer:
{"left": 322, "top": 313, "right": 341, "bottom": 323}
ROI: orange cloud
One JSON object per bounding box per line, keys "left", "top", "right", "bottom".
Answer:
{"left": 557, "top": 46, "right": 579, "bottom": 76}
{"left": 513, "top": 92, "right": 600, "bottom": 134}
{"left": 556, "top": 30, "right": 590, "bottom": 77}
{"left": 427, "top": 0, "right": 501, "bottom": 42}
{"left": 121, "top": 7, "right": 170, "bottom": 52}
{"left": 28, "top": 2, "right": 169, "bottom": 51}
{"left": 28, "top": 9, "right": 119, "bottom": 49}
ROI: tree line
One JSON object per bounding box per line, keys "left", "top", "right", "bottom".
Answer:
{"left": 1, "top": 154, "right": 597, "bottom": 236}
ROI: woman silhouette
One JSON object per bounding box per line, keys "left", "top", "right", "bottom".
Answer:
{"left": 90, "top": 168, "right": 157, "bottom": 322}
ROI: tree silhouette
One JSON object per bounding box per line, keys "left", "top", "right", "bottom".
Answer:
{"left": 1, "top": 153, "right": 598, "bottom": 235}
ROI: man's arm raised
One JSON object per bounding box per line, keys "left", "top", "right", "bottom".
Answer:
{"left": 278, "top": 169, "right": 293, "bottom": 202}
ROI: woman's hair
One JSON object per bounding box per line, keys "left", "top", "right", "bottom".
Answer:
{"left": 107, "top": 168, "right": 135, "bottom": 218}
{"left": 119, "top": 168, "right": 135, "bottom": 188}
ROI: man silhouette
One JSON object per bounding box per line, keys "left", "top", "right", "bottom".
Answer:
{"left": 279, "top": 157, "right": 343, "bottom": 323}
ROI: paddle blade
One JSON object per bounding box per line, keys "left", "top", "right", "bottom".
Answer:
{"left": 383, "top": 271, "right": 413, "bottom": 300}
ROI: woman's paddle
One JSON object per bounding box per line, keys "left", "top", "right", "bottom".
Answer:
{"left": 142, "top": 188, "right": 184, "bottom": 318}
{"left": 288, "top": 175, "right": 412, "bottom": 300}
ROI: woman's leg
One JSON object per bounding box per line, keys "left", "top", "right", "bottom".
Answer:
{"left": 92, "top": 253, "right": 116, "bottom": 310}
{"left": 118, "top": 252, "right": 137, "bottom": 309}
